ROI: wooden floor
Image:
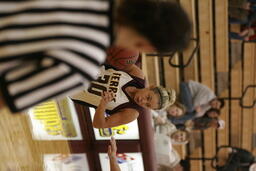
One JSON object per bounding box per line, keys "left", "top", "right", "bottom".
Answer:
{"left": 0, "top": 107, "right": 71, "bottom": 171}
{"left": 144, "top": 0, "right": 256, "bottom": 170}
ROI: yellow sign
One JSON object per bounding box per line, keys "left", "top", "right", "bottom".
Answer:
{"left": 31, "top": 99, "right": 77, "bottom": 137}
{"left": 99, "top": 125, "right": 129, "bottom": 137}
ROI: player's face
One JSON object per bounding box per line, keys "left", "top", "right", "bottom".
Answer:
{"left": 167, "top": 105, "right": 183, "bottom": 117}
{"left": 134, "top": 88, "right": 160, "bottom": 110}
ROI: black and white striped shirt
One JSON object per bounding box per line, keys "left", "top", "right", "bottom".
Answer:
{"left": 0, "top": 1, "right": 113, "bottom": 112}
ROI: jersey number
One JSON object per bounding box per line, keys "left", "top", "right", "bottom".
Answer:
{"left": 88, "top": 75, "right": 110, "bottom": 96}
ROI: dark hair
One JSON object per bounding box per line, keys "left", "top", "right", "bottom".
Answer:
{"left": 211, "top": 98, "right": 225, "bottom": 109}
{"left": 206, "top": 108, "right": 220, "bottom": 117}
{"left": 116, "top": 0, "right": 192, "bottom": 53}
{"left": 180, "top": 159, "right": 190, "bottom": 170}
{"left": 218, "top": 98, "right": 225, "bottom": 109}
{"left": 193, "top": 117, "right": 218, "bottom": 130}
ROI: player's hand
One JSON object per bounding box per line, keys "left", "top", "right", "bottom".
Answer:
{"left": 155, "top": 116, "right": 166, "bottom": 125}
{"left": 108, "top": 137, "right": 117, "bottom": 159}
{"left": 195, "top": 106, "right": 201, "bottom": 113}
{"left": 101, "top": 91, "right": 114, "bottom": 105}
{"left": 185, "top": 120, "right": 194, "bottom": 129}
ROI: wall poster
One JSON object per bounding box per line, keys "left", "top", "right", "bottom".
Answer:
{"left": 89, "top": 107, "right": 140, "bottom": 140}
{"left": 28, "top": 98, "right": 83, "bottom": 140}
{"left": 99, "top": 153, "right": 144, "bottom": 171}
{"left": 44, "top": 153, "right": 89, "bottom": 171}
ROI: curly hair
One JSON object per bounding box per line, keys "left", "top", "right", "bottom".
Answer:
{"left": 116, "top": 0, "right": 192, "bottom": 53}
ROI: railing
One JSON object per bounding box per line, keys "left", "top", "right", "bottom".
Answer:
{"left": 221, "top": 84, "right": 256, "bottom": 109}
{"left": 146, "top": 38, "right": 200, "bottom": 69}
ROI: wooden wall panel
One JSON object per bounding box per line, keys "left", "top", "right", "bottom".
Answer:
{"left": 163, "top": 55, "right": 180, "bottom": 92}
{"left": 230, "top": 61, "right": 243, "bottom": 147}
{"left": 144, "top": 56, "right": 160, "bottom": 86}
{"left": 253, "top": 45, "right": 256, "bottom": 155}
{"left": 198, "top": 0, "right": 216, "bottom": 170}
{"left": 241, "top": 43, "right": 255, "bottom": 151}
{"left": 180, "top": 0, "right": 199, "bottom": 81}
{"left": 190, "top": 148, "right": 203, "bottom": 171}
{"left": 215, "top": 0, "right": 229, "bottom": 154}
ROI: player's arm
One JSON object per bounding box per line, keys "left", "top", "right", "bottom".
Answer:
{"left": 92, "top": 91, "right": 139, "bottom": 128}
{"left": 108, "top": 137, "right": 121, "bottom": 171}
{"left": 124, "top": 64, "right": 145, "bottom": 80}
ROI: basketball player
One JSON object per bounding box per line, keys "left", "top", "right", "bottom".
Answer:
{"left": 72, "top": 62, "right": 176, "bottom": 128}
{"left": 0, "top": 0, "right": 191, "bottom": 113}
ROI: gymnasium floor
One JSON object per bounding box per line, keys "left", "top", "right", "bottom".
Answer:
{"left": 0, "top": 107, "right": 71, "bottom": 170}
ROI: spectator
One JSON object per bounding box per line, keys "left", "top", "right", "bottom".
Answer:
{"left": 155, "top": 133, "right": 181, "bottom": 170}
{"left": 170, "top": 129, "right": 190, "bottom": 144}
{"left": 230, "top": 26, "right": 256, "bottom": 41}
{"left": 205, "top": 108, "right": 221, "bottom": 118}
{"left": 155, "top": 121, "right": 190, "bottom": 144}
{"left": 217, "top": 147, "right": 256, "bottom": 171}
{"left": 167, "top": 107, "right": 196, "bottom": 125}
{"left": 229, "top": 0, "right": 250, "bottom": 24}
{"left": 0, "top": 0, "right": 192, "bottom": 113}
{"left": 152, "top": 101, "right": 187, "bottom": 125}
{"left": 179, "top": 80, "right": 225, "bottom": 118}
{"left": 155, "top": 133, "right": 189, "bottom": 171}
{"left": 183, "top": 117, "right": 225, "bottom": 131}
{"left": 167, "top": 101, "right": 198, "bottom": 125}
{"left": 228, "top": 0, "right": 256, "bottom": 25}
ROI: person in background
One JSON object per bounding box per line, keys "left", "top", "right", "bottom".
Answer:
{"left": 155, "top": 120, "right": 190, "bottom": 144}
{"left": 229, "top": 26, "right": 256, "bottom": 41}
{"left": 0, "top": 0, "right": 192, "bottom": 113}
{"left": 217, "top": 147, "right": 256, "bottom": 171}
{"left": 229, "top": 0, "right": 250, "bottom": 24}
{"left": 183, "top": 117, "right": 225, "bottom": 131}
{"left": 179, "top": 80, "right": 225, "bottom": 118}
{"left": 152, "top": 101, "right": 187, "bottom": 125}
{"left": 108, "top": 137, "right": 121, "bottom": 171}
{"left": 170, "top": 129, "right": 190, "bottom": 145}
{"left": 229, "top": 0, "right": 256, "bottom": 24}
{"left": 205, "top": 108, "right": 221, "bottom": 118}
{"left": 167, "top": 101, "right": 197, "bottom": 125}
{"left": 155, "top": 129, "right": 187, "bottom": 171}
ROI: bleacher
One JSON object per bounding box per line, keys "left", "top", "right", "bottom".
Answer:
{"left": 143, "top": 0, "right": 256, "bottom": 170}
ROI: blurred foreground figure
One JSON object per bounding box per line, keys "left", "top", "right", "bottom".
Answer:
{"left": 0, "top": 0, "right": 191, "bottom": 113}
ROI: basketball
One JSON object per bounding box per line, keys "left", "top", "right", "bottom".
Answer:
{"left": 106, "top": 46, "right": 139, "bottom": 70}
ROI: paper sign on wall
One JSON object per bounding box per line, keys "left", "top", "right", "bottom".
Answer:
{"left": 89, "top": 107, "right": 140, "bottom": 140}
{"left": 28, "top": 98, "right": 82, "bottom": 140}
{"left": 44, "top": 153, "right": 89, "bottom": 171}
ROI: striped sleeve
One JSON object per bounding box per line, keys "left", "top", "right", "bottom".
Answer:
{"left": 0, "top": 0, "right": 113, "bottom": 112}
